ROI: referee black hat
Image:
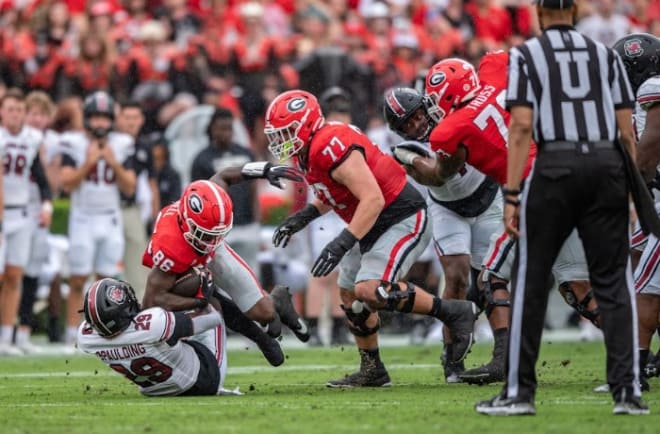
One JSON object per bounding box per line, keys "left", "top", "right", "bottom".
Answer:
{"left": 537, "top": 0, "right": 574, "bottom": 9}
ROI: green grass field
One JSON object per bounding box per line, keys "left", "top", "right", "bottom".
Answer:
{"left": 0, "top": 341, "right": 657, "bottom": 434}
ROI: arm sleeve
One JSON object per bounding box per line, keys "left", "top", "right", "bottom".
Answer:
{"left": 165, "top": 312, "right": 194, "bottom": 345}
{"left": 30, "top": 155, "right": 52, "bottom": 201}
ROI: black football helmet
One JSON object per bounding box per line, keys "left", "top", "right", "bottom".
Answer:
{"left": 613, "top": 33, "right": 660, "bottom": 93}
{"left": 83, "top": 278, "right": 140, "bottom": 337}
{"left": 383, "top": 87, "right": 434, "bottom": 141}
{"left": 83, "top": 91, "right": 115, "bottom": 138}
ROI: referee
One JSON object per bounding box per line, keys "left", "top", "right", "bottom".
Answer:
{"left": 476, "top": 0, "right": 649, "bottom": 416}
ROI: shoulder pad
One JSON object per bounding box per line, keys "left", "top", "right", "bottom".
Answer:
{"left": 637, "top": 76, "right": 660, "bottom": 110}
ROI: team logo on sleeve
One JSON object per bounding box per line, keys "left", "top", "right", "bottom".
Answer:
{"left": 287, "top": 98, "right": 306, "bottom": 112}
{"left": 624, "top": 39, "right": 644, "bottom": 57}
{"left": 106, "top": 285, "right": 125, "bottom": 304}
{"left": 428, "top": 72, "right": 446, "bottom": 87}
{"left": 188, "top": 194, "right": 203, "bottom": 213}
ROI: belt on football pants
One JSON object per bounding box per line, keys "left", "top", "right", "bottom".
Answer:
{"left": 542, "top": 140, "right": 614, "bottom": 153}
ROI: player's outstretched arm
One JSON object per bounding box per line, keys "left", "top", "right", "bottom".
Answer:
{"left": 241, "top": 161, "right": 304, "bottom": 189}
{"left": 209, "top": 162, "right": 305, "bottom": 191}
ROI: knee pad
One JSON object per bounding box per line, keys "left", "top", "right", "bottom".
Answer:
{"left": 558, "top": 282, "right": 600, "bottom": 327}
{"left": 483, "top": 280, "right": 510, "bottom": 318}
{"left": 341, "top": 302, "right": 380, "bottom": 337}
{"left": 375, "top": 281, "right": 416, "bottom": 313}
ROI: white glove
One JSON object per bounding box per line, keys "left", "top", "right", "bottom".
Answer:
{"left": 241, "top": 161, "right": 304, "bottom": 189}
{"left": 392, "top": 147, "right": 422, "bottom": 166}
{"left": 391, "top": 141, "right": 431, "bottom": 166}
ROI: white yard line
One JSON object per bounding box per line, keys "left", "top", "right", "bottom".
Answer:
{"left": 0, "top": 363, "right": 441, "bottom": 379}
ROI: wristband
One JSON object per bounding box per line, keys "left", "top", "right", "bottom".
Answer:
{"left": 502, "top": 187, "right": 521, "bottom": 196}
{"left": 337, "top": 228, "right": 359, "bottom": 250}
{"left": 300, "top": 203, "right": 321, "bottom": 221}
{"left": 505, "top": 197, "right": 520, "bottom": 207}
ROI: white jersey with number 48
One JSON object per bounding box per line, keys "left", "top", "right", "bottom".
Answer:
{"left": 77, "top": 307, "right": 202, "bottom": 396}
{"left": 59, "top": 131, "right": 134, "bottom": 213}
{"left": 0, "top": 125, "right": 43, "bottom": 207}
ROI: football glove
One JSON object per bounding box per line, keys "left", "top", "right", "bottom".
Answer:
{"left": 194, "top": 269, "right": 215, "bottom": 308}
{"left": 241, "top": 161, "right": 304, "bottom": 189}
{"left": 391, "top": 141, "right": 431, "bottom": 166}
{"left": 311, "top": 229, "right": 357, "bottom": 277}
{"left": 272, "top": 204, "right": 321, "bottom": 248}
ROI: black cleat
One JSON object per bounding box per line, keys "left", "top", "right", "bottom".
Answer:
{"left": 442, "top": 344, "right": 464, "bottom": 383}
{"left": 441, "top": 300, "right": 478, "bottom": 363}
{"left": 326, "top": 367, "right": 392, "bottom": 388}
{"left": 613, "top": 396, "right": 650, "bottom": 415}
{"left": 254, "top": 334, "right": 285, "bottom": 367}
{"left": 460, "top": 328, "right": 507, "bottom": 385}
{"left": 475, "top": 394, "right": 536, "bottom": 416}
{"left": 645, "top": 351, "right": 660, "bottom": 378}
{"left": 460, "top": 360, "right": 504, "bottom": 385}
{"left": 271, "top": 285, "right": 311, "bottom": 342}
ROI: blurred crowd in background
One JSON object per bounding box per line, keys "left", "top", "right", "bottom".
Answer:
{"left": 1, "top": 0, "right": 658, "bottom": 151}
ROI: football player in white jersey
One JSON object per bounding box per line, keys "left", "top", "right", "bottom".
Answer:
{"left": 0, "top": 89, "right": 51, "bottom": 356}
{"left": 60, "top": 91, "right": 136, "bottom": 345}
{"left": 78, "top": 277, "right": 231, "bottom": 396}
{"left": 15, "top": 91, "right": 57, "bottom": 353}
{"left": 384, "top": 87, "right": 503, "bottom": 382}
{"left": 614, "top": 33, "right": 660, "bottom": 390}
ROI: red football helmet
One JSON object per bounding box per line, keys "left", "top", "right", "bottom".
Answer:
{"left": 264, "top": 90, "right": 325, "bottom": 161}
{"left": 424, "top": 58, "right": 480, "bottom": 122}
{"left": 178, "top": 180, "right": 233, "bottom": 254}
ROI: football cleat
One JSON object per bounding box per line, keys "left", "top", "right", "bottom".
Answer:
{"left": 613, "top": 396, "right": 650, "bottom": 415}
{"left": 271, "top": 285, "right": 311, "bottom": 342}
{"left": 441, "top": 300, "right": 478, "bottom": 363}
{"left": 459, "top": 360, "right": 504, "bottom": 385}
{"left": 475, "top": 394, "right": 536, "bottom": 416}
{"left": 326, "top": 367, "right": 392, "bottom": 388}
{"left": 253, "top": 333, "right": 285, "bottom": 367}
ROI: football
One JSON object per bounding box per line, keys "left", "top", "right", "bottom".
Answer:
{"left": 171, "top": 268, "right": 204, "bottom": 298}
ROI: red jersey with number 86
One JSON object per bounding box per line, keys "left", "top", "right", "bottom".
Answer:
{"left": 303, "top": 122, "right": 407, "bottom": 223}
{"left": 143, "top": 202, "right": 213, "bottom": 274}
{"left": 429, "top": 51, "right": 536, "bottom": 185}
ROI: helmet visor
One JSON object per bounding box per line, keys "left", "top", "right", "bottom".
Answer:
{"left": 184, "top": 218, "right": 233, "bottom": 254}
{"left": 265, "top": 122, "right": 304, "bottom": 162}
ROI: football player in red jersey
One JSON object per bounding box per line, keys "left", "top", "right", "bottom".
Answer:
{"left": 426, "top": 53, "right": 536, "bottom": 185}
{"left": 265, "top": 89, "right": 478, "bottom": 387}
{"left": 142, "top": 170, "right": 309, "bottom": 367}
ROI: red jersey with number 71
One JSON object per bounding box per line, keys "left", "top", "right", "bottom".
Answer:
{"left": 428, "top": 51, "right": 536, "bottom": 185}
{"left": 142, "top": 202, "right": 213, "bottom": 274}
{"left": 302, "top": 122, "right": 407, "bottom": 223}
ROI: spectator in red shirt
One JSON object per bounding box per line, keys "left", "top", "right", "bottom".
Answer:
{"left": 465, "top": 0, "right": 512, "bottom": 51}
{"left": 62, "top": 32, "right": 114, "bottom": 96}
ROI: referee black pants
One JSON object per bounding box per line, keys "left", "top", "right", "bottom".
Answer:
{"left": 505, "top": 145, "right": 641, "bottom": 402}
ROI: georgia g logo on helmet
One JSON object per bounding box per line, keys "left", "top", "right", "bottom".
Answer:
{"left": 429, "top": 72, "right": 446, "bottom": 87}
{"left": 624, "top": 39, "right": 644, "bottom": 57}
{"left": 287, "top": 98, "right": 306, "bottom": 112}
{"left": 188, "top": 194, "right": 203, "bottom": 213}
{"left": 106, "top": 285, "right": 125, "bottom": 304}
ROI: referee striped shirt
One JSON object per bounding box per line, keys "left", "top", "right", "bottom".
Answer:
{"left": 506, "top": 24, "right": 635, "bottom": 145}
